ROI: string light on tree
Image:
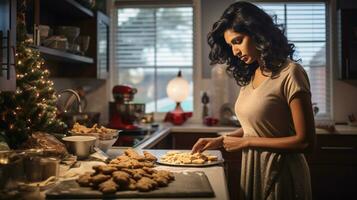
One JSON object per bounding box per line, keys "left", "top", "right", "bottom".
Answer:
{"left": 0, "top": 0, "right": 67, "bottom": 148}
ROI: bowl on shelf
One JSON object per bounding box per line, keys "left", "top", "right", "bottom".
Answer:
{"left": 97, "top": 136, "right": 119, "bottom": 152}
{"left": 39, "top": 25, "right": 50, "bottom": 39}
{"left": 56, "top": 26, "right": 80, "bottom": 48}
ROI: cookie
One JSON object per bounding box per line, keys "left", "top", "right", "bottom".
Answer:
{"left": 112, "top": 171, "right": 130, "bottom": 186}
{"left": 98, "top": 178, "right": 118, "bottom": 194}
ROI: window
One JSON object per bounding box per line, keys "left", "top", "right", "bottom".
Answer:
{"left": 256, "top": 2, "right": 330, "bottom": 118}
{"left": 115, "top": 5, "right": 194, "bottom": 113}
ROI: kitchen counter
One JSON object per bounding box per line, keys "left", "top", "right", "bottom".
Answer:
{"left": 122, "top": 122, "right": 357, "bottom": 156}
{"left": 105, "top": 149, "right": 229, "bottom": 200}
{"left": 112, "top": 122, "right": 357, "bottom": 150}
{"left": 114, "top": 123, "right": 357, "bottom": 198}
{"left": 160, "top": 122, "right": 357, "bottom": 135}
{"left": 45, "top": 149, "right": 229, "bottom": 200}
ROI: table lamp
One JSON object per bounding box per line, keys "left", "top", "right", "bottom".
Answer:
{"left": 164, "top": 70, "right": 192, "bottom": 125}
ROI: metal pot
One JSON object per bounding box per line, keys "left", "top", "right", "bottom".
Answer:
{"left": 0, "top": 151, "right": 24, "bottom": 189}
{"left": 62, "top": 136, "right": 96, "bottom": 159}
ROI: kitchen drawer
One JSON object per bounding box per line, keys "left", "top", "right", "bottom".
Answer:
{"left": 171, "top": 132, "right": 218, "bottom": 150}
{"left": 306, "top": 135, "right": 357, "bottom": 164}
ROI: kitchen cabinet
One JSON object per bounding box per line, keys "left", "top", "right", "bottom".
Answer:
{"left": 0, "top": 0, "right": 16, "bottom": 90}
{"left": 306, "top": 134, "right": 357, "bottom": 200}
{"left": 152, "top": 131, "right": 357, "bottom": 200}
{"left": 220, "top": 134, "right": 357, "bottom": 200}
{"left": 337, "top": 1, "right": 357, "bottom": 79}
{"left": 25, "top": 0, "right": 110, "bottom": 79}
{"left": 171, "top": 132, "right": 218, "bottom": 149}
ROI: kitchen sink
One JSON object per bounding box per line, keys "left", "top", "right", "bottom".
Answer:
{"left": 58, "top": 112, "right": 100, "bottom": 128}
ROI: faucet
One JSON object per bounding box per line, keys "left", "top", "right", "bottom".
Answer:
{"left": 57, "top": 89, "right": 82, "bottom": 113}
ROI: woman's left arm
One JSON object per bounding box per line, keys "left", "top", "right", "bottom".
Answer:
{"left": 223, "top": 93, "right": 316, "bottom": 153}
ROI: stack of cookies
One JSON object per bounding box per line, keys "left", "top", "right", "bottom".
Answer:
{"left": 76, "top": 148, "right": 175, "bottom": 193}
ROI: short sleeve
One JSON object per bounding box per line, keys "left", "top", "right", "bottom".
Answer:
{"left": 283, "top": 64, "right": 311, "bottom": 104}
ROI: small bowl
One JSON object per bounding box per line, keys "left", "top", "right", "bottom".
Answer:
{"left": 56, "top": 26, "right": 80, "bottom": 42}
{"left": 62, "top": 136, "right": 96, "bottom": 159}
{"left": 97, "top": 137, "right": 118, "bottom": 152}
{"left": 68, "top": 130, "right": 120, "bottom": 152}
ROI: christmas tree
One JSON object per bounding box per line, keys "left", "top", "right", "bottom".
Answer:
{"left": 0, "top": 0, "right": 66, "bottom": 148}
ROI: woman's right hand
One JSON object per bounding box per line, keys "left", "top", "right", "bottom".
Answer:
{"left": 191, "top": 136, "right": 224, "bottom": 153}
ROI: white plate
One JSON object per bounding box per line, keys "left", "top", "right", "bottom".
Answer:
{"left": 155, "top": 150, "right": 224, "bottom": 167}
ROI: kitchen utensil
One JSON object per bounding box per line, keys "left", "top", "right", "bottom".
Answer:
{"left": 23, "top": 155, "right": 43, "bottom": 182}
{"left": 62, "top": 136, "right": 96, "bottom": 159}
{"left": 109, "top": 85, "right": 146, "bottom": 130}
{"left": 40, "top": 157, "right": 60, "bottom": 180}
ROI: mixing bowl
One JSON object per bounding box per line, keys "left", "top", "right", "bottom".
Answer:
{"left": 62, "top": 136, "right": 96, "bottom": 159}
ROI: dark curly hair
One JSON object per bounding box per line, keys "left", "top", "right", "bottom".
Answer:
{"left": 207, "top": 1, "right": 297, "bottom": 86}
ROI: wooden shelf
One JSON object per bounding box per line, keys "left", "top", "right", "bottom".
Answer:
{"left": 41, "top": 0, "right": 94, "bottom": 19}
{"left": 27, "top": 0, "right": 109, "bottom": 78}
{"left": 36, "top": 46, "right": 94, "bottom": 64}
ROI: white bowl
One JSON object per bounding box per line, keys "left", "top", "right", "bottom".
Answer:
{"left": 68, "top": 130, "right": 120, "bottom": 149}
{"left": 97, "top": 137, "right": 118, "bottom": 152}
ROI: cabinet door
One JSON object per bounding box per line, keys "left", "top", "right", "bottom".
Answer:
{"left": 310, "top": 164, "right": 357, "bottom": 200}
{"left": 338, "top": 9, "right": 357, "bottom": 79}
{"left": 97, "top": 11, "right": 109, "bottom": 79}
{"left": 0, "top": 0, "right": 16, "bottom": 91}
{"left": 171, "top": 132, "right": 218, "bottom": 149}
{"left": 307, "top": 135, "right": 357, "bottom": 200}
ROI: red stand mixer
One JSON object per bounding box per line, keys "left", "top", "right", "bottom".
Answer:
{"left": 108, "top": 85, "right": 145, "bottom": 130}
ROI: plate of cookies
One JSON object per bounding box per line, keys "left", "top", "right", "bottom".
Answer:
{"left": 156, "top": 150, "right": 224, "bottom": 167}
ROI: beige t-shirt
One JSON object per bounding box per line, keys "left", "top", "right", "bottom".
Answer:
{"left": 235, "top": 60, "right": 312, "bottom": 200}
{"left": 235, "top": 60, "right": 311, "bottom": 138}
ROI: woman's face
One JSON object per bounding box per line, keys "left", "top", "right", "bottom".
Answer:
{"left": 223, "top": 29, "right": 259, "bottom": 64}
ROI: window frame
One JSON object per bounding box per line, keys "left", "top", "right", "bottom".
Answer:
{"left": 252, "top": 0, "right": 332, "bottom": 120}
{"left": 113, "top": 1, "right": 197, "bottom": 117}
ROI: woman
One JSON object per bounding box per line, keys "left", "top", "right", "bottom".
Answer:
{"left": 192, "top": 2, "right": 315, "bottom": 200}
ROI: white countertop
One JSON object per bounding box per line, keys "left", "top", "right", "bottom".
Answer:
{"left": 58, "top": 149, "right": 229, "bottom": 200}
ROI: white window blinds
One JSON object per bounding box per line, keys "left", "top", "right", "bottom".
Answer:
{"left": 257, "top": 2, "right": 330, "bottom": 117}
{"left": 116, "top": 6, "right": 193, "bottom": 112}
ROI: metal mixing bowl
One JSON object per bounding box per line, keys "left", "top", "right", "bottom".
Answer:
{"left": 62, "top": 136, "right": 96, "bottom": 159}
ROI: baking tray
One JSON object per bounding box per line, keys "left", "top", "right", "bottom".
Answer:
{"left": 46, "top": 171, "right": 214, "bottom": 199}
